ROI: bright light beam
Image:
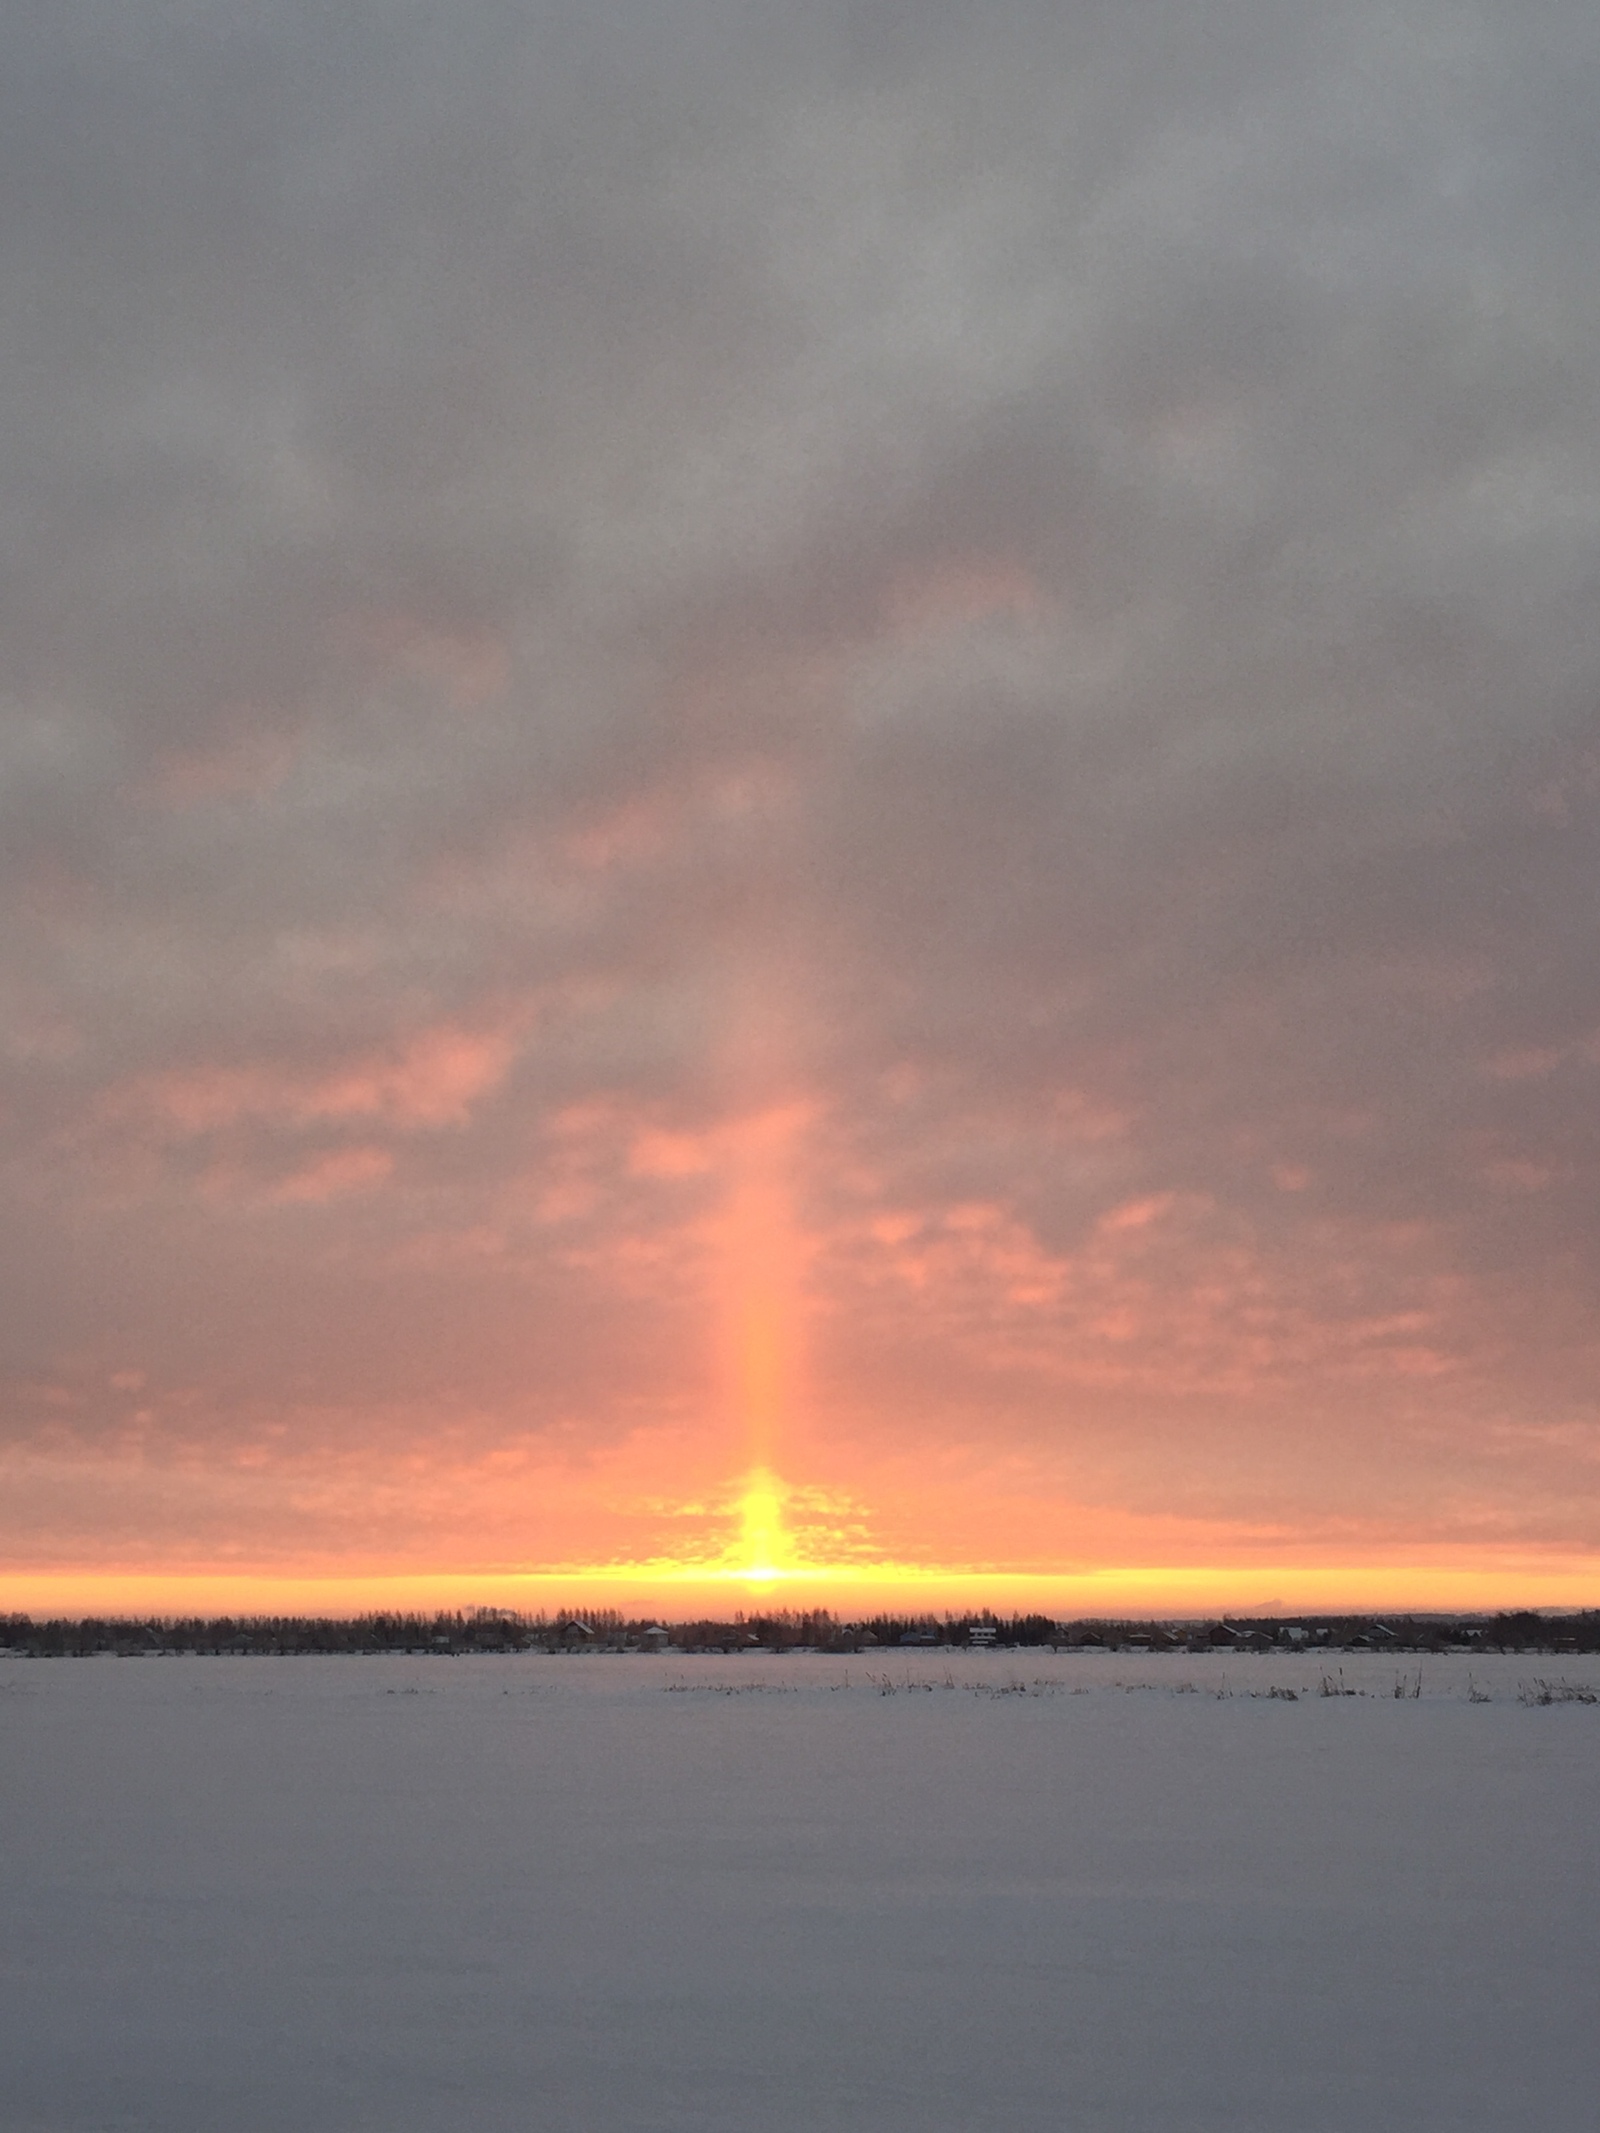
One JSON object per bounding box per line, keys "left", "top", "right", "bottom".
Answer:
{"left": 716, "top": 1105, "right": 810, "bottom": 1581}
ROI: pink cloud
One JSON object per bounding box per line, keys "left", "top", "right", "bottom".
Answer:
{"left": 272, "top": 1146, "right": 395, "bottom": 1204}
{"left": 1097, "top": 1192, "right": 1179, "bottom": 1234}
{"left": 147, "top": 724, "right": 302, "bottom": 808}
{"left": 337, "top": 607, "right": 511, "bottom": 707}
{"left": 312, "top": 1025, "right": 517, "bottom": 1129}
{"left": 628, "top": 1129, "right": 717, "bottom": 1179}
{"left": 884, "top": 554, "right": 1044, "bottom": 635}
{"left": 106, "top": 1023, "right": 518, "bottom": 1140}
{"left": 829, "top": 1182, "right": 1478, "bottom": 1407}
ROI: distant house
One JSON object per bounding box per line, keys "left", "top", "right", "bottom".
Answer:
{"left": 1208, "top": 1622, "right": 1270, "bottom": 1651}
{"left": 968, "top": 1625, "right": 998, "bottom": 1648}
{"left": 641, "top": 1625, "right": 670, "bottom": 1653}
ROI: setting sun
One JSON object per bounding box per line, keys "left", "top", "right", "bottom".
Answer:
{"left": 727, "top": 1470, "right": 791, "bottom": 1584}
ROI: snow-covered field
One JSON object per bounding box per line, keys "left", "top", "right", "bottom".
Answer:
{"left": 2, "top": 1650, "right": 1596, "bottom": 2132}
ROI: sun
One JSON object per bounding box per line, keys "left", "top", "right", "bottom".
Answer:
{"left": 729, "top": 1468, "right": 792, "bottom": 1584}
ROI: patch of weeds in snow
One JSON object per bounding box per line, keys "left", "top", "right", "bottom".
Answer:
{"left": 863, "top": 1672, "right": 971, "bottom": 1695}
{"left": 1318, "top": 1670, "right": 1363, "bottom": 1697}
{"left": 1517, "top": 1677, "right": 1599, "bottom": 1706}
{"left": 664, "top": 1680, "right": 796, "bottom": 1695}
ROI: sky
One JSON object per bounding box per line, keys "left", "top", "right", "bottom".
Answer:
{"left": 4, "top": 2, "right": 1600, "bottom": 1616}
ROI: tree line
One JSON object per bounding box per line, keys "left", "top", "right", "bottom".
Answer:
{"left": 1, "top": 1607, "right": 1596, "bottom": 1657}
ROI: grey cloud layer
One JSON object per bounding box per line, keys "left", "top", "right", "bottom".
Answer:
{"left": 3, "top": 2, "right": 1599, "bottom": 1548}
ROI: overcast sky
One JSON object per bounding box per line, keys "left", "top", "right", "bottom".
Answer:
{"left": 4, "top": 2, "right": 1599, "bottom": 1598}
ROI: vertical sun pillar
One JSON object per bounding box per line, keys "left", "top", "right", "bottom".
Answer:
{"left": 719, "top": 1106, "right": 807, "bottom": 1579}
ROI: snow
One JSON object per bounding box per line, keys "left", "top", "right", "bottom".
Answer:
{"left": 1, "top": 1649, "right": 1596, "bottom": 2132}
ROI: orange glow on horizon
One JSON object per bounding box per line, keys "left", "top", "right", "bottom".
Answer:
{"left": 9, "top": 1455, "right": 1598, "bottom": 1626}
{"left": 5, "top": 1551, "right": 1598, "bottom": 1622}
{"left": 10, "top": 999, "right": 1596, "bottom": 1627}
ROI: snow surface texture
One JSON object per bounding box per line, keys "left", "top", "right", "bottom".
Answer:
{"left": 1, "top": 1650, "right": 1596, "bottom": 2133}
